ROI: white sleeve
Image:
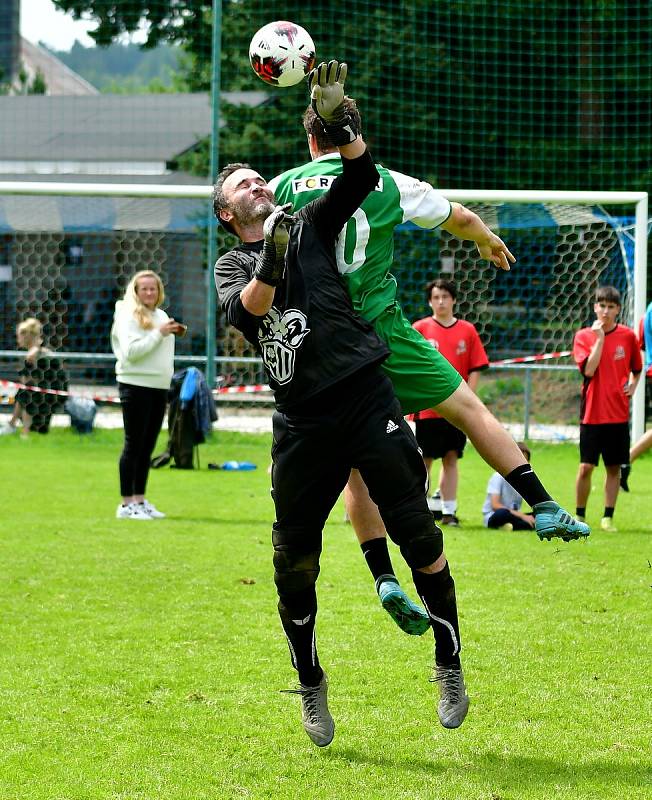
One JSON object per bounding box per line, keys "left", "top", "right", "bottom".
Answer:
{"left": 388, "top": 168, "right": 452, "bottom": 229}
{"left": 113, "top": 312, "right": 165, "bottom": 363}
{"left": 486, "top": 472, "right": 505, "bottom": 497}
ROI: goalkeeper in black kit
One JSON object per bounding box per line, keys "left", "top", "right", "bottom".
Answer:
{"left": 213, "top": 62, "right": 468, "bottom": 747}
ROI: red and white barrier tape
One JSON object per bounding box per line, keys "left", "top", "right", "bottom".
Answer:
{"left": 216, "top": 383, "right": 270, "bottom": 394}
{"left": 0, "top": 377, "right": 272, "bottom": 401}
{"left": 489, "top": 350, "right": 571, "bottom": 366}
{"left": 0, "top": 351, "right": 570, "bottom": 401}
{"left": 0, "top": 378, "right": 122, "bottom": 403}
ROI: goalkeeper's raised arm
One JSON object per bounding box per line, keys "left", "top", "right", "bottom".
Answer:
{"left": 308, "top": 61, "right": 365, "bottom": 160}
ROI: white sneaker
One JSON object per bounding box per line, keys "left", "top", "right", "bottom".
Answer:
{"left": 116, "top": 502, "right": 153, "bottom": 520}
{"left": 141, "top": 500, "right": 165, "bottom": 519}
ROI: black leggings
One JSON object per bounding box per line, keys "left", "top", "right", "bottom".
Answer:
{"left": 486, "top": 507, "right": 534, "bottom": 530}
{"left": 118, "top": 382, "right": 167, "bottom": 497}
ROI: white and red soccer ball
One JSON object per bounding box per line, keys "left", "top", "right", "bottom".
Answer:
{"left": 249, "top": 21, "right": 316, "bottom": 88}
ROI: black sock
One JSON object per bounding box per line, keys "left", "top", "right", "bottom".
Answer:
{"left": 361, "top": 537, "right": 395, "bottom": 584}
{"left": 604, "top": 507, "right": 614, "bottom": 518}
{"left": 576, "top": 507, "right": 586, "bottom": 518}
{"left": 505, "top": 463, "right": 552, "bottom": 507}
{"left": 412, "top": 563, "right": 461, "bottom": 668}
{"left": 277, "top": 587, "right": 322, "bottom": 687}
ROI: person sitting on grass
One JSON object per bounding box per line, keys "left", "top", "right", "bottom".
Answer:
{"left": 482, "top": 442, "right": 536, "bottom": 531}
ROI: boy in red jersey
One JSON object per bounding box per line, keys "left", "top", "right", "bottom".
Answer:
{"left": 412, "top": 279, "right": 489, "bottom": 525}
{"left": 573, "top": 286, "right": 642, "bottom": 531}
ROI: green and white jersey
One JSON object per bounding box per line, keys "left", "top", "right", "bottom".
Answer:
{"left": 268, "top": 153, "right": 452, "bottom": 322}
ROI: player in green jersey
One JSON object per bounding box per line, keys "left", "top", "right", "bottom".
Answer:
{"left": 269, "top": 97, "right": 590, "bottom": 634}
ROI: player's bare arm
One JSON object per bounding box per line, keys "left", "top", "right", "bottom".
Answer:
{"left": 441, "top": 203, "right": 515, "bottom": 270}
{"left": 584, "top": 320, "right": 606, "bottom": 376}
{"left": 623, "top": 371, "right": 641, "bottom": 398}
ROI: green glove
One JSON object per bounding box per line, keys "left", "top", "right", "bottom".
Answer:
{"left": 256, "top": 203, "right": 296, "bottom": 287}
{"left": 309, "top": 60, "right": 358, "bottom": 146}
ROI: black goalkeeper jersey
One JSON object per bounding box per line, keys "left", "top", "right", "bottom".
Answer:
{"left": 215, "top": 149, "right": 389, "bottom": 412}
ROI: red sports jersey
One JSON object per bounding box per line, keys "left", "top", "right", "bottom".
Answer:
{"left": 412, "top": 317, "right": 489, "bottom": 420}
{"left": 573, "top": 323, "right": 642, "bottom": 424}
{"left": 637, "top": 317, "right": 652, "bottom": 377}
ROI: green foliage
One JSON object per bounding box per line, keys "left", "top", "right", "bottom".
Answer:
{"left": 0, "top": 429, "right": 651, "bottom": 798}
{"left": 1, "top": 64, "right": 49, "bottom": 95}
{"left": 477, "top": 375, "right": 524, "bottom": 406}
{"left": 29, "top": 68, "right": 47, "bottom": 95}
{"left": 50, "top": 1, "right": 652, "bottom": 193}
{"left": 46, "top": 39, "right": 181, "bottom": 91}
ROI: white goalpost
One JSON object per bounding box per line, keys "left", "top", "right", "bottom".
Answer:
{"left": 440, "top": 189, "right": 649, "bottom": 440}
{"left": 0, "top": 181, "right": 648, "bottom": 440}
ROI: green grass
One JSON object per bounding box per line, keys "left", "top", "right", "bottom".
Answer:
{"left": 1, "top": 429, "right": 651, "bottom": 799}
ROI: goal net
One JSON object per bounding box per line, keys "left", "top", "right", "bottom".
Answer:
{"left": 0, "top": 184, "right": 646, "bottom": 439}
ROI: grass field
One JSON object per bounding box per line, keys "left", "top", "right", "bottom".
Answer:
{"left": 1, "top": 429, "right": 651, "bottom": 800}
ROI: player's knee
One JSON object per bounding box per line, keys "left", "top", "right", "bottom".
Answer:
{"left": 400, "top": 528, "right": 444, "bottom": 569}
{"left": 578, "top": 463, "right": 594, "bottom": 479}
{"left": 383, "top": 505, "right": 443, "bottom": 568}
{"left": 273, "top": 543, "right": 321, "bottom": 596}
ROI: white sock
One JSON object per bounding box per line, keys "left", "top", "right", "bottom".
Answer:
{"left": 442, "top": 500, "right": 457, "bottom": 515}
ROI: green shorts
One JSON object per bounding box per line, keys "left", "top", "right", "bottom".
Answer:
{"left": 374, "top": 304, "right": 462, "bottom": 415}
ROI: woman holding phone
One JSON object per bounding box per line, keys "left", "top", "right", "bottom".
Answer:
{"left": 111, "top": 270, "right": 185, "bottom": 520}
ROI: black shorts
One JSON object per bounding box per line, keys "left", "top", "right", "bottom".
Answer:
{"left": 579, "top": 423, "right": 630, "bottom": 466}
{"left": 270, "top": 368, "right": 439, "bottom": 567}
{"left": 414, "top": 417, "right": 467, "bottom": 460}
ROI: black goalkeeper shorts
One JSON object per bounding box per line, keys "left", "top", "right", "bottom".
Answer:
{"left": 270, "top": 367, "right": 432, "bottom": 553}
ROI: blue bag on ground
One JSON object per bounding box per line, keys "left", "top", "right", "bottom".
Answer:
{"left": 65, "top": 396, "right": 97, "bottom": 434}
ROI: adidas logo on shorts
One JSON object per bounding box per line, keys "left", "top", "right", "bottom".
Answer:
{"left": 386, "top": 419, "right": 399, "bottom": 434}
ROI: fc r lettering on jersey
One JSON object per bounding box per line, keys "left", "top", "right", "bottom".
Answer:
{"left": 291, "top": 175, "right": 384, "bottom": 194}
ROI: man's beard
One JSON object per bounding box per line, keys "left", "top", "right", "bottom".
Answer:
{"left": 232, "top": 195, "right": 275, "bottom": 228}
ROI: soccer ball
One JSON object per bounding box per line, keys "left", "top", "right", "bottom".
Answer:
{"left": 249, "top": 21, "right": 316, "bottom": 88}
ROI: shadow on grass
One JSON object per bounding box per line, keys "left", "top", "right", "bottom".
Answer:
{"left": 326, "top": 748, "right": 650, "bottom": 789}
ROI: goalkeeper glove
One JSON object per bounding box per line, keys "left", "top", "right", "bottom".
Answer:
{"left": 309, "top": 60, "right": 358, "bottom": 146}
{"left": 255, "top": 203, "right": 296, "bottom": 287}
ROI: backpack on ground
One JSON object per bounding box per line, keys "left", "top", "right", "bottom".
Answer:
{"left": 151, "top": 367, "right": 217, "bottom": 470}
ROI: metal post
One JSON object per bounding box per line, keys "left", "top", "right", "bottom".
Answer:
{"left": 205, "top": 0, "right": 222, "bottom": 388}
{"left": 632, "top": 195, "right": 649, "bottom": 441}
{"left": 523, "top": 367, "right": 532, "bottom": 441}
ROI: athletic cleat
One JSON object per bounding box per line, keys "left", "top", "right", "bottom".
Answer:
{"left": 375, "top": 574, "right": 431, "bottom": 636}
{"left": 441, "top": 514, "right": 460, "bottom": 527}
{"left": 600, "top": 517, "right": 618, "bottom": 532}
{"left": 499, "top": 522, "right": 514, "bottom": 532}
{"left": 116, "top": 502, "right": 153, "bottom": 521}
{"left": 533, "top": 501, "right": 590, "bottom": 542}
{"left": 619, "top": 464, "right": 631, "bottom": 492}
{"left": 282, "top": 673, "right": 334, "bottom": 747}
{"left": 431, "top": 664, "right": 470, "bottom": 729}
{"left": 141, "top": 500, "right": 166, "bottom": 518}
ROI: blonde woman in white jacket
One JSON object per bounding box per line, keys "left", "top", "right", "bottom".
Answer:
{"left": 111, "top": 270, "right": 185, "bottom": 520}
